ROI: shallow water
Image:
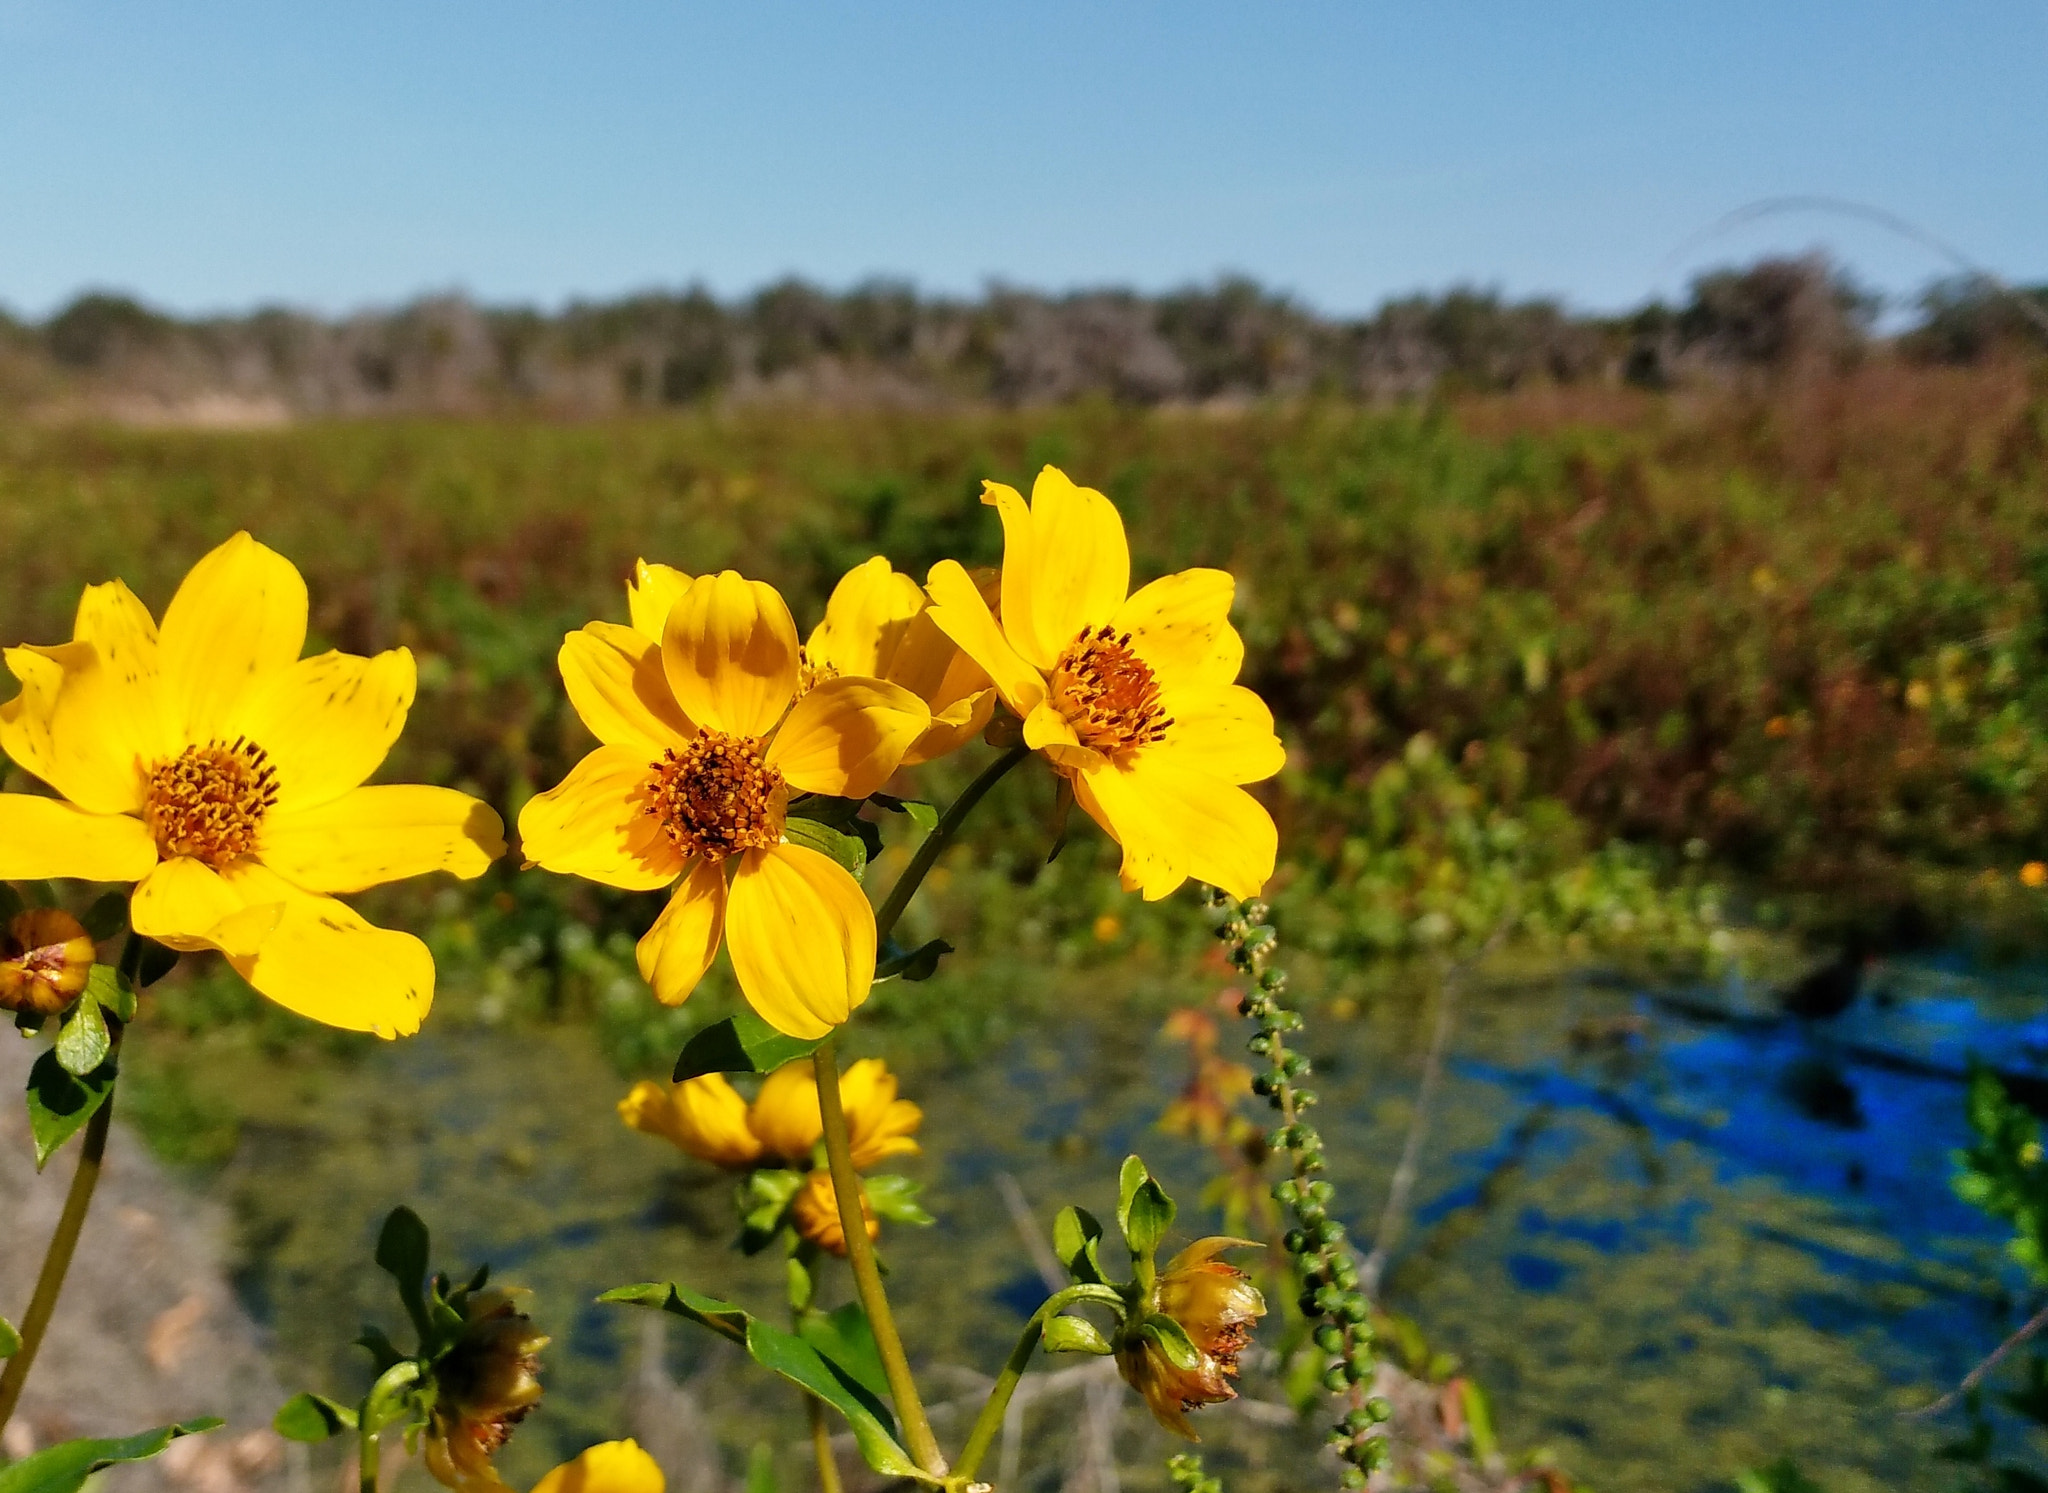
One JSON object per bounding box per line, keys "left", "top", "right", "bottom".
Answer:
{"left": 143, "top": 951, "right": 2040, "bottom": 1493}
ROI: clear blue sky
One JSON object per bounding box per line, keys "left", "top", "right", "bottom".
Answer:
{"left": 0, "top": 1, "right": 2040, "bottom": 320}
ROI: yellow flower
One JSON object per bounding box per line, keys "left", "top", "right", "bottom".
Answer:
{"left": 618, "top": 1056, "right": 922, "bottom": 1171}
{"left": 530, "top": 1441, "right": 665, "bottom": 1493}
{"left": 925, "top": 467, "right": 1283, "bottom": 902}
{"left": 2023, "top": 860, "right": 2047, "bottom": 888}
{"left": 0, "top": 534, "right": 505, "bottom": 1037}
{"left": 422, "top": 1288, "right": 549, "bottom": 1492}
{"left": 804, "top": 556, "right": 994, "bottom": 765}
{"left": 518, "top": 566, "right": 930, "bottom": 1039}
{"left": 1116, "top": 1238, "right": 1266, "bottom": 1440}
{"left": 790, "top": 1168, "right": 877, "bottom": 1257}
{"left": 0, "top": 909, "right": 95, "bottom": 1016}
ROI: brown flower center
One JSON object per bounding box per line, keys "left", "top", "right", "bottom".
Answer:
{"left": 143, "top": 740, "right": 279, "bottom": 867}
{"left": 1050, "top": 625, "right": 1172, "bottom": 757}
{"left": 645, "top": 730, "right": 786, "bottom": 862}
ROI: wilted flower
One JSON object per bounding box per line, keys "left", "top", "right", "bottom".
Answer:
{"left": 1117, "top": 1238, "right": 1266, "bottom": 1440}
{"left": 619, "top": 1057, "right": 922, "bottom": 1172}
{"left": 925, "top": 466, "right": 1283, "bottom": 902}
{"left": 0, "top": 533, "right": 506, "bottom": 1036}
{"left": 422, "top": 1288, "right": 548, "bottom": 1492}
{"left": 805, "top": 556, "right": 995, "bottom": 765}
{"left": 518, "top": 566, "right": 931, "bottom": 1038}
{"left": 529, "top": 1440, "right": 665, "bottom": 1493}
{"left": 790, "top": 1169, "right": 877, "bottom": 1257}
{"left": 0, "top": 909, "right": 95, "bottom": 1015}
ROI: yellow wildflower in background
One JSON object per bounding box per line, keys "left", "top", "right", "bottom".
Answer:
{"left": 925, "top": 467, "right": 1283, "bottom": 901}
{"left": 0, "top": 533, "right": 505, "bottom": 1036}
{"left": 529, "top": 1441, "right": 665, "bottom": 1493}
{"left": 619, "top": 1056, "right": 922, "bottom": 1171}
{"left": 804, "top": 556, "right": 994, "bottom": 765}
{"left": 518, "top": 567, "right": 931, "bottom": 1039}
{"left": 791, "top": 1169, "right": 876, "bottom": 1257}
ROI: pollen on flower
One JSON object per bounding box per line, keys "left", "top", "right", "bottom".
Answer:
{"left": 644, "top": 730, "right": 786, "bottom": 861}
{"left": 795, "top": 646, "right": 839, "bottom": 701}
{"left": 1051, "top": 625, "right": 1172, "bottom": 757}
{"left": 143, "top": 739, "right": 279, "bottom": 867}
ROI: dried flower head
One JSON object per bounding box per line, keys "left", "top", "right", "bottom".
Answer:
{"left": 422, "top": 1288, "right": 549, "bottom": 1492}
{"left": 0, "top": 908, "right": 95, "bottom": 1015}
{"left": 1117, "top": 1238, "right": 1266, "bottom": 1440}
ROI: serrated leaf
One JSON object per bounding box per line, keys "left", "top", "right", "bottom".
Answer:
{"left": 1041, "top": 1315, "right": 1113, "bottom": 1355}
{"left": 116, "top": 933, "right": 177, "bottom": 990}
{"left": 25, "top": 1046, "right": 116, "bottom": 1170}
{"left": 0, "top": 1421, "right": 222, "bottom": 1493}
{"left": 674, "top": 1010, "right": 829, "bottom": 1081}
{"left": 0, "top": 1315, "right": 20, "bottom": 1357}
{"left": 79, "top": 891, "right": 128, "bottom": 943}
{"left": 875, "top": 938, "right": 953, "bottom": 983}
{"left": 1053, "top": 1205, "right": 1110, "bottom": 1285}
{"left": 783, "top": 818, "right": 868, "bottom": 881}
{"left": 273, "top": 1392, "right": 357, "bottom": 1442}
{"left": 84, "top": 963, "right": 136, "bottom": 1023}
{"left": 1142, "top": 1314, "right": 1203, "bottom": 1372}
{"left": 374, "top": 1206, "right": 432, "bottom": 1339}
{"left": 798, "top": 1301, "right": 890, "bottom": 1400}
{"left": 863, "top": 1174, "right": 933, "bottom": 1226}
{"left": 53, "top": 991, "right": 110, "bottom": 1078}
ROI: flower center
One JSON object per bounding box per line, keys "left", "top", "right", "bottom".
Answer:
{"left": 143, "top": 739, "right": 279, "bottom": 867}
{"left": 645, "top": 730, "right": 786, "bottom": 862}
{"left": 1050, "top": 625, "right": 1172, "bottom": 758}
{"left": 795, "top": 646, "right": 838, "bottom": 702}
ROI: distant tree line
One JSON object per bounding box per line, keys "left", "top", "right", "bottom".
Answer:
{"left": 1, "top": 255, "right": 2042, "bottom": 417}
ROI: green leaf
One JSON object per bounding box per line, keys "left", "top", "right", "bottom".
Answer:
{"left": 1116, "top": 1155, "right": 1150, "bottom": 1238}
{"left": 738, "top": 1169, "right": 806, "bottom": 1250}
{"left": 79, "top": 891, "right": 128, "bottom": 943}
{"left": 1142, "top": 1314, "right": 1203, "bottom": 1372}
{"left": 53, "top": 991, "right": 109, "bottom": 1078}
{"left": 784, "top": 1256, "right": 813, "bottom": 1313}
{"left": 0, "top": 1421, "right": 223, "bottom": 1493}
{"left": 360, "top": 1360, "right": 425, "bottom": 1436}
{"left": 272, "top": 1392, "right": 358, "bottom": 1442}
{"left": 798, "top": 1302, "right": 890, "bottom": 1400}
{"left": 674, "top": 1011, "right": 828, "bottom": 1081}
{"left": 863, "top": 1174, "right": 933, "bottom": 1226}
{"left": 354, "top": 1324, "right": 405, "bottom": 1373}
{"left": 1125, "top": 1176, "right": 1177, "bottom": 1261}
{"left": 875, "top": 938, "right": 953, "bottom": 983}
{"left": 1053, "top": 1205, "right": 1111, "bottom": 1286}
{"left": 25, "top": 1046, "right": 116, "bottom": 1171}
{"left": 603, "top": 1281, "right": 919, "bottom": 1479}
{"left": 1041, "top": 1315, "right": 1113, "bottom": 1355}
{"left": 116, "top": 933, "right": 177, "bottom": 990}
{"left": 783, "top": 817, "right": 868, "bottom": 881}
{"left": 0, "top": 1315, "right": 19, "bottom": 1357}
{"left": 84, "top": 963, "right": 136, "bottom": 1024}
{"left": 374, "top": 1206, "right": 432, "bottom": 1340}
{"left": 870, "top": 794, "right": 939, "bottom": 832}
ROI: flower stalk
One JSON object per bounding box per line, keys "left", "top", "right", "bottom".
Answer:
{"left": 873, "top": 744, "right": 1029, "bottom": 941}
{"left": 954, "top": 1283, "right": 1124, "bottom": 1479}
{"left": 0, "top": 1019, "right": 123, "bottom": 1435}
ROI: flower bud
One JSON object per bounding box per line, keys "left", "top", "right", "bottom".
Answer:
{"left": 1115, "top": 1238, "right": 1266, "bottom": 1440}
{"left": 0, "top": 910, "right": 95, "bottom": 1016}
{"left": 423, "top": 1289, "right": 549, "bottom": 1491}
{"left": 791, "top": 1170, "right": 877, "bottom": 1257}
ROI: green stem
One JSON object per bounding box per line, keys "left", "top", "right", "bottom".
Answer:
{"left": 0, "top": 1024, "right": 123, "bottom": 1437}
{"left": 805, "top": 1394, "right": 845, "bottom": 1493}
{"left": 814, "top": 1037, "right": 948, "bottom": 1473}
{"left": 953, "top": 1284, "right": 1126, "bottom": 1480}
{"left": 358, "top": 1423, "right": 380, "bottom": 1493}
{"left": 873, "top": 745, "right": 1030, "bottom": 942}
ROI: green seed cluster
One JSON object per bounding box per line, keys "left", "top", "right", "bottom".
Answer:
{"left": 1206, "top": 889, "right": 1386, "bottom": 1485}
{"left": 1166, "top": 1453, "right": 1221, "bottom": 1493}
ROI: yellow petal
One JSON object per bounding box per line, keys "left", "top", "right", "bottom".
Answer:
{"left": 635, "top": 858, "right": 726, "bottom": 1006}
{"left": 131, "top": 857, "right": 282, "bottom": 957}
{"left": 0, "top": 794, "right": 157, "bottom": 882}
{"left": 229, "top": 649, "right": 417, "bottom": 810}
{"left": 661, "top": 571, "right": 800, "bottom": 737}
{"left": 0, "top": 643, "right": 89, "bottom": 787}
{"left": 519, "top": 746, "right": 684, "bottom": 891}
{"left": 1153, "top": 684, "right": 1287, "bottom": 784}
{"left": 71, "top": 578, "right": 177, "bottom": 750}
{"left": 981, "top": 478, "right": 1047, "bottom": 669}
{"left": 1075, "top": 759, "right": 1276, "bottom": 902}
{"left": 924, "top": 559, "right": 1045, "bottom": 717}
{"left": 560, "top": 622, "right": 695, "bottom": 753}
{"left": 1112, "top": 568, "right": 1245, "bottom": 688}
{"left": 726, "top": 842, "right": 876, "bottom": 1039}
{"left": 628, "top": 561, "right": 694, "bottom": 643}
{"left": 766, "top": 677, "right": 930, "bottom": 799}
{"left": 159, "top": 532, "right": 309, "bottom": 743}
{"left": 39, "top": 641, "right": 180, "bottom": 815}
{"left": 840, "top": 1057, "right": 922, "bottom": 1168}
{"left": 902, "top": 686, "right": 995, "bottom": 767}
{"left": 1006, "top": 467, "right": 1130, "bottom": 667}
{"left": 221, "top": 861, "right": 435, "bottom": 1037}
{"left": 532, "top": 1442, "right": 666, "bottom": 1493}
{"left": 808, "top": 557, "right": 925, "bottom": 678}
{"left": 884, "top": 605, "right": 983, "bottom": 703}
{"left": 620, "top": 1076, "right": 763, "bottom": 1170}
{"left": 747, "top": 1062, "right": 825, "bottom": 1163}
{"left": 259, "top": 785, "right": 505, "bottom": 894}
